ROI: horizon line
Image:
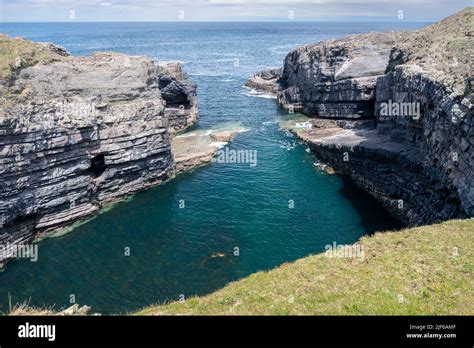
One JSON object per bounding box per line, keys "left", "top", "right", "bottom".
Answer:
{"left": 0, "top": 20, "right": 434, "bottom": 23}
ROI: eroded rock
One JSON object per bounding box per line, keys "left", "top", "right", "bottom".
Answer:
{"left": 0, "top": 36, "right": 198, "bottom": 265}
{"left": 254, "top": 8, "right": 473, "bottom": 225}
{"left": 245, "top": 68, "right": 282, "bottom": 94}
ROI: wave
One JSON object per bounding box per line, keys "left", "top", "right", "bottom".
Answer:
{"left": 268, "top": 43, "right": 300, "bottom": 55}
{"left": 278, "top": 139, "right": 298, "bottom": 151}
{"left": 294, "top": 121, "right": 312, "bottom": 129}
{"left": 241, "top": 86, "right": 277, "bottom": 99}
{"left": 176, "top": 123, "right": 248, "bottom": 139}
{"left": 208, "top": 141, "right": 228, "bottom": 149}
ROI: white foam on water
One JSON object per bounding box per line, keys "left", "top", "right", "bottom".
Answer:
{"left": 189, "top": 72, "right": 227, "bottom": 77}
{"left": 294, "top": 121, "right": 312, "bottom": 129}
{"left": 176, "top": 122, "right": 248, "bottom": 140}
{"left": 279, "top": 140, "right": 298, "bottom": 151}
{"left": 209, "top": 141, "right": 228, "bottom": 149}
{"left": 241, "top": 86, "right": 277, "bottom": 99}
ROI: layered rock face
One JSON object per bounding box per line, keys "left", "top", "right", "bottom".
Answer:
{"left": 0, "top": 37, "right": 198, "bottom": 264}
{"left": 249, "top": 8, "right": 473, "bottom": 225}
{"left": 277, "top": 32, "right": 402, "bottom": 118}
{"left": 373, "top": 9, "right": 473, "bottom": 221}
{"left": 374, "top": 65, "right": 472, "bottom": 223}
{"left": 155, "top": 61, "right": 198, "bottom": 133}
{"left": 244, "top": 68, "right": 282, "bottom": 94}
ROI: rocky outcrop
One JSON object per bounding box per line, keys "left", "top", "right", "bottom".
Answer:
{"left": 244, "top": 68, "right": 282, "bottom": 94}
{"left": 172, "top": 128, "right": 242, "bottom": 175}
{"left": 278, "top": 32, "right": 402, "bottom": 119}
{"left": 9, "top": 303, "right": 95, "bottom": 315}
{"left": 0, "top": 36, "right": 198, "bottom": 265}
{"left": 250, "top": 8, "right": 473, "bottom": 226}
{"left": 156, "top": 61, "right": 198, "bottom": 133}
{"left": 375, "top": 65, "right": 473, "bottom": 222}
{"left": 247, "top": 32, "right": 406, "bottom": 119}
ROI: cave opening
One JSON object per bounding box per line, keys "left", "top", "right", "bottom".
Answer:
{"left": 90, "top": 154, "right": 106, "bottom": 177}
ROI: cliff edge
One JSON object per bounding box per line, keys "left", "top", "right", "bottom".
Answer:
{"left": 248, "top": 8, "right": 473, "bottom": 226}
{"left": 138, "top": 218, "right": 473, "bottom": 315}
{"left": 0, "top": 35, "right": 198, "bottom": 264}
{"left": 9, "top": 218, "right": 473, "bottom": 315}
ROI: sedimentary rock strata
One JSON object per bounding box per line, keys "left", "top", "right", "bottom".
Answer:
{"left": 156, "top": 61, "right": 198, "bottom": 133}
{"left": 0, "top": 36, "right": 198, "bottom": 264}
{"left": 249, "top": 8, "right": 473, "bottom": 225}
{"left": 277, "top": 32, "right": 402, "bottom": 119}
{"left": 244, "top": 68, "right": 282, "bottom": 94}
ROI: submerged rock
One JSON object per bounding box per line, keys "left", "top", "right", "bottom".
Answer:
{"left": 172, "top": 127, "right": 243, "bottom": 175}
{"left": 251, "top": 8, "right": 473, "bottom": 226}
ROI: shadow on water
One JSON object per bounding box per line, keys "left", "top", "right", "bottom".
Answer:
{"left": 0, "top": 21, "right": 428, "bottom": 315}
{"left": 339, "top": 177, "right": 404, "bottom": 234}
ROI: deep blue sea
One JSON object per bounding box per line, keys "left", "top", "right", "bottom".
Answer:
{"left": 0, "top": 22, "right": 426, "bottom": 314}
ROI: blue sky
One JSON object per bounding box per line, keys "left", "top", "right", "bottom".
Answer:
{"left": 0, "top": 0, "right": 471, "bottom": 22}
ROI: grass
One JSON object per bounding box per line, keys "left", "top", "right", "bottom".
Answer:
{"left": 6, "top": 219, "right": 473, "bottom": 316}
{"left": 397, "top": 7, "right": 473, "bottom": 92}
{"left": 0, "top": 34, "right": 65, "bottom": 82}
{"left": 0, "top": 34, "right": 69, "bottom": 109}
{"left": 136, "top": 219, "right": 473, "bottom": 315}
{"left": 8, "top": 303, "right": 56, "bottom": 316}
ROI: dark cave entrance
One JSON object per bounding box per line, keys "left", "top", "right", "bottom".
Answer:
{"left": 90, "top": 154, "right": 106, "bottom": 177}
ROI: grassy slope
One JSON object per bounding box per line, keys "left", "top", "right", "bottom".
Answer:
{"left": 0, "top": 34, "right": 69, "bottom": 109}
{"left": 137, "top": 219, "right": 473, "bottom": 315}
{"left": 395, "top": 7, "right": 473, "bottom": 93}
{"left": 0, "top": 34, "right": 67, "bottom": 82}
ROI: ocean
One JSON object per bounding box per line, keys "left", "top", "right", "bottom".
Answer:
{"left": 0, "top": 21, "right": 426, "bottom": 314}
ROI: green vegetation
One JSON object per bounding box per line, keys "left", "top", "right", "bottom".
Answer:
{"left": 0, "top": 34, "right": 67, "bottom": 83}
{"left": 399, "top": 7, "right": 473, "bottom": 92}
{"left": 6, "top": 219, "right": 473, "bottom": 316}
{"left": 0, "top": 34, "right": 69, "bottom": 109}
{"left": 137, "top": 219, "right": 473, "bottom": 315}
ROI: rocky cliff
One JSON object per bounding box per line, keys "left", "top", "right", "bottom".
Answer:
{"left": 0, "top": 35, "right": 198, "bottom": 264}
{"left": 278, "top": 32, "right": 403, "bottom": 119}
{"left": 248, "top": 8, "right": 473, "bottom": 226}
{"left": 244, "top": 68, "right": 282, "bottom": 94}
{"left": 155, "top": 61, "right": 198, "bottom": 133}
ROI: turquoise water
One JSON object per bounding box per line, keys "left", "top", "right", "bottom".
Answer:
{"left": 0, "top": 22, "right": 426, "bottom": 314}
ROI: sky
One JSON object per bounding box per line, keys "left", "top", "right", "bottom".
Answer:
{"left": 0, "top": 0, "right": 471, "bottom": 22}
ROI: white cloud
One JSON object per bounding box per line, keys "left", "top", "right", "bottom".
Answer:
{"left": 0, "top": 0, "right": 471, "bottom": 21}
